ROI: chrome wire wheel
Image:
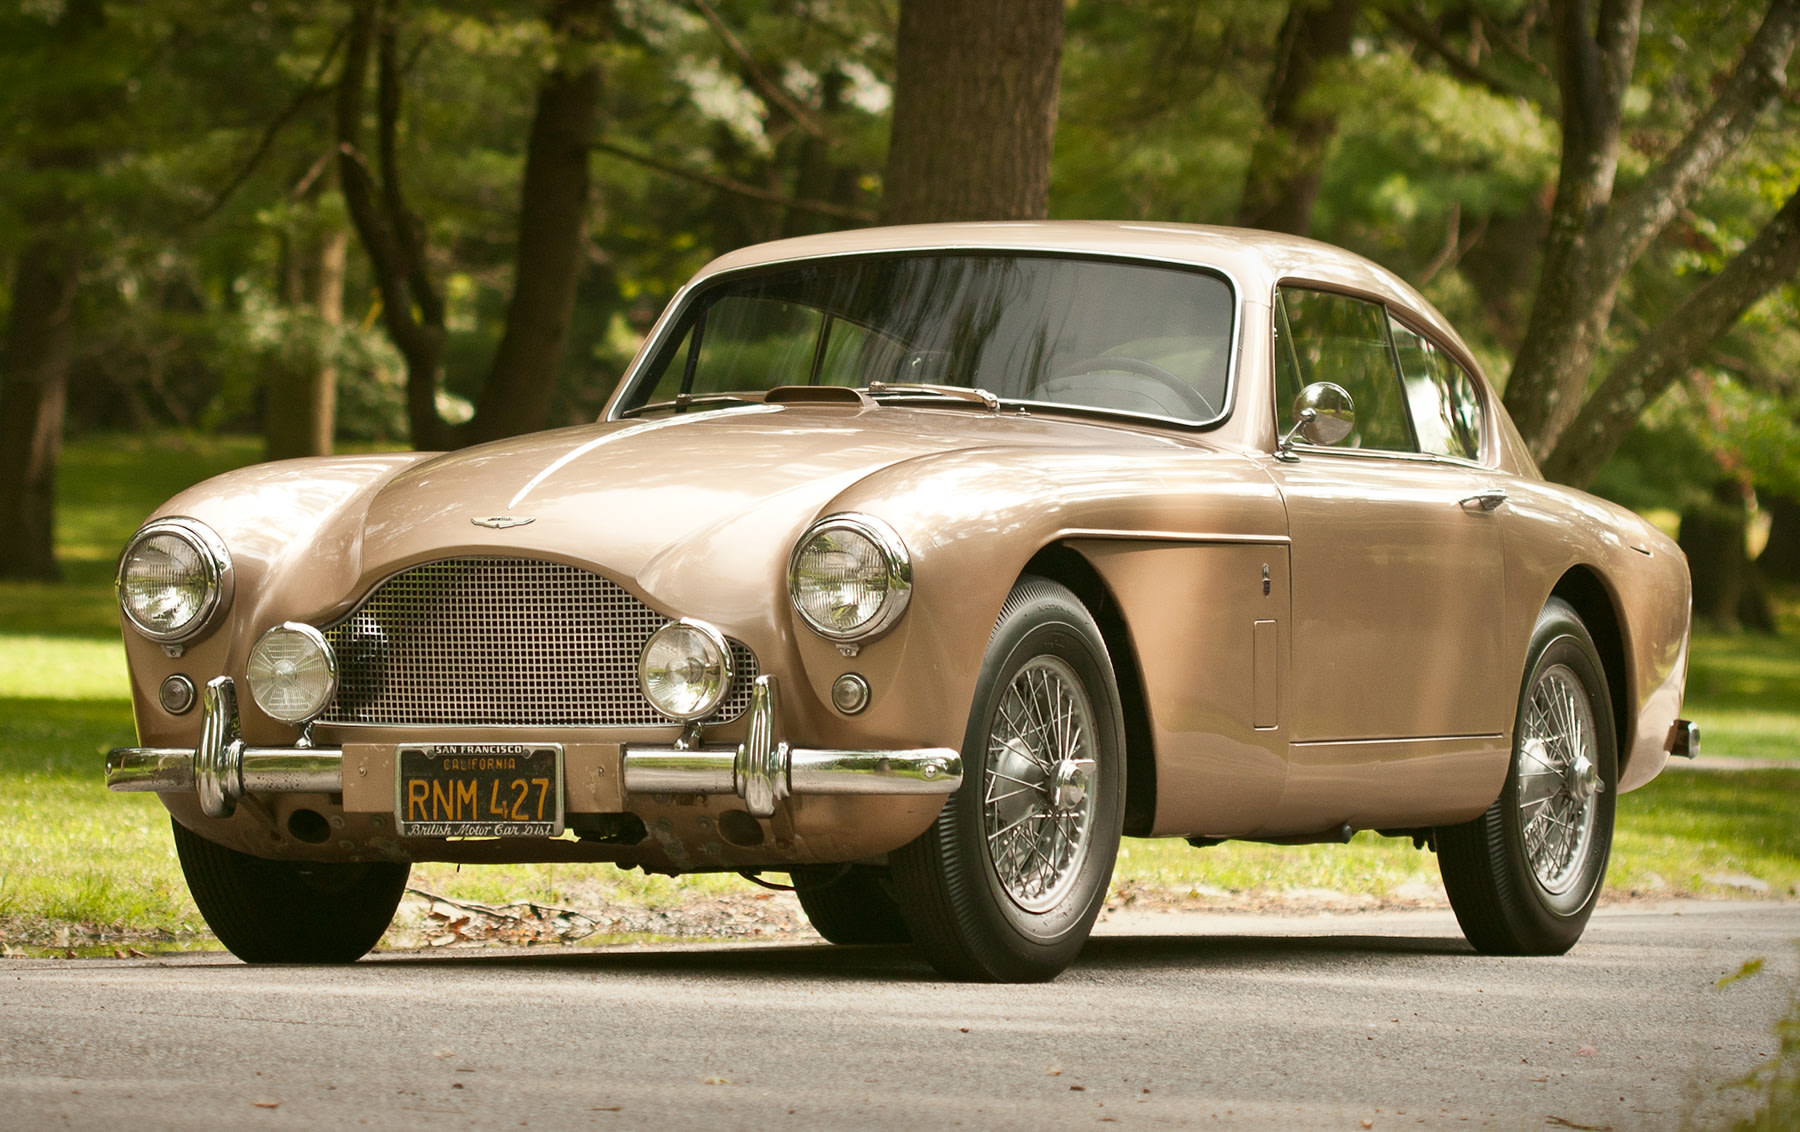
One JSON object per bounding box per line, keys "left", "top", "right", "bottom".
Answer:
{"left": 1436, "top": 597, "right": 1617, "bottom": 957}
{"left": 983, "top": 655, "right": 1098, "bottom": 913}
{"left": 890, "top": 575, "right": 1125, "bottom": 981}
{"left": 1516, "top": 663, "right": 1602, "bottom": 896}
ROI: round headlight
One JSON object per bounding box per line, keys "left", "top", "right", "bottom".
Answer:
{"left": 638, "top": 619, "right": 734, "bottom": 721}
{"left": 246, "top": 622, "right": 338, "bottom": 725}
{"left": 117, "top": 518, "right": 233, "bottom": 643}
{"left": 788, "top": 514, "right": 912, "bottom": 642}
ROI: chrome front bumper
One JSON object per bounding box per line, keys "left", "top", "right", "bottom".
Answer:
{"left": 107, "top": 674, "right": 962, "bottom": 820}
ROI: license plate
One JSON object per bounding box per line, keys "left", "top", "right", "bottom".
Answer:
{"left": 395, "top": 743, "right": 564, "bottom": 837}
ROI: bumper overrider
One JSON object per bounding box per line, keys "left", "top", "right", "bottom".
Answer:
{"left": 107, "top": 674, "right": 962, "bottom": 821}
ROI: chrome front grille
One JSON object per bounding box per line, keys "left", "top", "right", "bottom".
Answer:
{"left": 318, "top": 557, "right": 757, "bottom": 727}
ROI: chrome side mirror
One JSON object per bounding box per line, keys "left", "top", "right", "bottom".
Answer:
{"left": 1276, "top": 382, "right": 1355, "bottom": 460}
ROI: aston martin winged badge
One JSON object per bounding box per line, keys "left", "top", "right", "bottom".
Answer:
{"left": 471, "top": 515, "right": 535, "bottom": 529}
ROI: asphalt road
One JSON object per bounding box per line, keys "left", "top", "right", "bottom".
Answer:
{"left": 2, "top": 901, "right": 1795, "bottom": 1131}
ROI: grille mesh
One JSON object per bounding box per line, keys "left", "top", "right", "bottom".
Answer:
{"left": 318, "top": 557, "right": 757, "bottom": 727}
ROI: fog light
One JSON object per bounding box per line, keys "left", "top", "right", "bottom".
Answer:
{"left": 246, "top": 622, "right": 338, "bottom": 725}
{"left": 638, "top": 619, "right": 733, "bottom": 721}
{"left": 831, "top": 673, "right": 870, "bottom": 715}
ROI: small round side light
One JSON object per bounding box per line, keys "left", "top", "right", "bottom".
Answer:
{"left": 831, "top": 673, "right": 871, "bottom": 715}
{"left": 159, "top": 674, "right": 197, "bottom": 715}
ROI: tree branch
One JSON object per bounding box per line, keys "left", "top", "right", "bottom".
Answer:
{"left": 1499, "top": 0, "right": 1643, "bottom": 454}
{"left": 334, "top": 0, "right": 447, "bottom": 448}
{"left": 376, "top": 1, "right": 441, "bottom": 330}
{"left": 1594, "top": 0, "right": 1800, "bottom": 282}
{"left": 1544, "top": 180, "right": 1800, "bottom": 486}
{"left": 687, "top": 0, "right": 826, "bottom": 139}
{"left": 1378, "top": 6, "right": 1535, "bottom": 102}
{"left": 594, "top": 139, "right": 876, "bottom": 222}
{"left": 192, "top": 24, "right": 348, "bottom": 225}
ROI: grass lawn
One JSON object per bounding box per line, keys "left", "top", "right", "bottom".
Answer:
{"left": 0, "top": 432, "right": 1796, "bottom": 956}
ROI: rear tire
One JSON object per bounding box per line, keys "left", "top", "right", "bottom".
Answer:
{"left": 1437, "top": 598, "right": 1617, "bottom": 955}
{"left": 891, "top": 576, "right": 1125, "bottom": 982}
{"left": 173, "top": 818, "right": 410, "bottom": 963}
{"left": 791, "top": 865, "right": 911, "bottom": 944}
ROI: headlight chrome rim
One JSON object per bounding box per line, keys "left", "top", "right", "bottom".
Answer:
{"left": 116, "top": 517, "right": 234, "bottom": 644}
{"left": 246, "top": 622, "right": 339, "bottom": 726}
{"left": 787, "top": 513, "right": 913, "bottom": 643}
{"left": 637, "top": 618, "right": 736, "bottom": 722}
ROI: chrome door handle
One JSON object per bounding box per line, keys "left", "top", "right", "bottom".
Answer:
{"left": 1459, "top": 488, "right": 1507, "bottom": 512}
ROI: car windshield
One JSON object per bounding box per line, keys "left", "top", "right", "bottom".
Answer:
{"left": 618, "top": 254, "right": 1235, "bottom": 425}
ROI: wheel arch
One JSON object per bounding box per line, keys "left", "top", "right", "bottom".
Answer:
{"left": 1021, "top": 542, "right": 1157, "bottom": 837}
{"left": 1549, "top": 567, "right": 1631, "bottom": 766}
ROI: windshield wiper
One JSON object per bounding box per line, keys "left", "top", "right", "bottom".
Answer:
{"left": 620, "top": 392, "right": 763, "bottom": 418}
{"left": 865, "top": 382, "right": 1002, "bottom": 414}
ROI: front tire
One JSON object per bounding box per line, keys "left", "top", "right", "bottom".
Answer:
{"left": 1437, "top": 598, "right": 1617, "bottom": 955}
{"left": 173, "top": 818, "right": 410, "bottom": 963}
{"left": 891, "top": 576, "right": 1126, "bottom": 982}
{"left": 791, "top": 865, "right": 911, "bottom": 944}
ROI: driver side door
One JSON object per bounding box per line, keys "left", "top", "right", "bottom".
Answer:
{"left": 1263, "top": 287, "right": 1510, "bottom": 832}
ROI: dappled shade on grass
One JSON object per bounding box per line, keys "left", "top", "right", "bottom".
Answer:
{"left": 1613, "top": 770, "right": 1800, "bottom": 898}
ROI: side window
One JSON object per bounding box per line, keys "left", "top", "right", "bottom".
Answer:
{"left": 1274, "top": 288, "right": 1414, "bottom": 451}
{"left": 1390, "top": 320, "right": 1484, "bottom": 461}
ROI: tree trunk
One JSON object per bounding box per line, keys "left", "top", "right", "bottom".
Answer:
{"left": 1760, "top": 491, "right": 1800, "bottom": 583}
{"left": 1503, "top": 0, "right": 1800, "bottom": 464}
{"left": 266, "top": 221, "right": 347, "bottom": 461}
{"left": 1541, "top": 179, "right": 1800, "bottom": 486}
{"left": 465, "top": 0, "right": 606, "bottom": 445}
{"left": 1682, "top": 479, "right": 1748, "bottom": 630}
{"left": 0, "top": 238, "right": 79, "bottom": 581}
{"left": 1681, "top": 478, "right": 1775, "bottom": 631}
{"left": 337, "top": 0, "right": 607, "bottom": 450}
{"left": 781, "top": 68, "right": 860, "bottom": 240}
{"left": 880, "top": 0, "right": 1064, "bottom": 224}
{"left": 0, "top": 0, "right": 107, "bottom": 581}
{"left": 1235, "top": 0, "right": 1359, "bottom": 236}
{"left": 336, "top": 0, "right": 449, "bottom": 449}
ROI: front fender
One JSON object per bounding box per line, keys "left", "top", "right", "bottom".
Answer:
{"left": 780, "top": 444, "right": 1286, "bottom": 755}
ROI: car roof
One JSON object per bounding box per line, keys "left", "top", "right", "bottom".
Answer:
{"left": 692, "top": 221, "right": 1480, "bottom": 379}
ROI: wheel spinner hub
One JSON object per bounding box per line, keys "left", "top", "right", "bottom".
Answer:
{"left": 1051, "top": 758, "right": 1088, "bottom": 811}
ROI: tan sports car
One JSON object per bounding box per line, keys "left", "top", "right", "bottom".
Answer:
{"left": 107, "top": 222, "right": 1696, "bottom": 981}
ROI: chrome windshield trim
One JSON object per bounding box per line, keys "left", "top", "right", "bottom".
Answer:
{"left": 605, "top": 249, "right": 1244, "bottom": 433}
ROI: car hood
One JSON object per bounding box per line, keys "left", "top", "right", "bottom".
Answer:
{"left": 354, "top": 403, "right": 1190, "bottom": 620}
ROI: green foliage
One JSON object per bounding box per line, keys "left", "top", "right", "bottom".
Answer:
{"left": 1726, "top": 950, "right": 1800, "bottom": 1132}
{"left": 1055, "top": 1, "right": 1282, "bottom": 222}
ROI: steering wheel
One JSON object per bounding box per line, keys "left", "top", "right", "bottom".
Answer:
{"left": 1031, "top": 355, "right": 1216, "bottom": 419}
